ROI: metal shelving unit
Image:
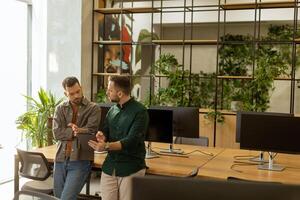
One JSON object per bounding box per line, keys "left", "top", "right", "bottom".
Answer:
{"left": 91, "top": 0, "right": 300, "bottom": 147}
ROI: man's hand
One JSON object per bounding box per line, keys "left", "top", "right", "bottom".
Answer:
{"left": 88, "top": 140, "right": 105, "bottom": 151}
{"left": 68, "top": 123, "right": 84, "bottom": 136}
{"left": 96, "top": 131, "right": 106, "bottom": 142}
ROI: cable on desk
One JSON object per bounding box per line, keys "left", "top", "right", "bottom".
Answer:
{"left": 182, "top": 150, "right": 214, "bottom": 157}
{"left": 152, "top": 147, "right": 214, "bottom": 157}
{"left": 230, "top": 161, "right": 259, "bottom": 173}
{"left": 233, "top": 155, "right": 258, "bottom": 160}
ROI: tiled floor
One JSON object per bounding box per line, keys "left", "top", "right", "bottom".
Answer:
{"left": 0, "top": 172, "right": 101, "bottom": 200}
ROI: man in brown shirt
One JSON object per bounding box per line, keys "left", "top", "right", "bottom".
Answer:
{"left": 53, "top": 77, "right": 101, "bottom": 200}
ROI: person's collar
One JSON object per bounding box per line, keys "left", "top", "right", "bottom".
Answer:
{"left": 117, "top": 97, "right": 133, "bottom": 109}
{"left": 64, "top": 96, "right": 88, "bottom": 107}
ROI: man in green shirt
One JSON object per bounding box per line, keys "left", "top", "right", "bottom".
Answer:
{"left": 88, "top": 76, "right": 149, "bottom": 200}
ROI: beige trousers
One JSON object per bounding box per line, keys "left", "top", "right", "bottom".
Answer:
{"left": 100, "top": 169, "right": 146, "bottom": 200}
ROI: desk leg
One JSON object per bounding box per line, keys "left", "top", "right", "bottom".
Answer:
{"left": 14, "top": 154, "right": 19, "bottom": 194}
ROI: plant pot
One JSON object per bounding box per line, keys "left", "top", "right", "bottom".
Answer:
{"left": 231, "top": 101, "right": 243, "bottom": 111}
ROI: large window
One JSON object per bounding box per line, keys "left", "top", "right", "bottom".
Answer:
{"left": 0, "top": 0, "right": 28, "bottom": 184}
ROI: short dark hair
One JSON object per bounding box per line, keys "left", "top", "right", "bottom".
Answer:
{"left": 62, "top": 76, "right": 80, "bottom": 89}
{"left": 109, "top": 76, "right": 131, "bottom": 95}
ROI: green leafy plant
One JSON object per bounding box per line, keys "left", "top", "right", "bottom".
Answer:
{"left": 218, "top": 25, "right": 292, "bottom": 112}
{"left": 16, "top": 88, "right": 64, "bottom": 148}
{"left": 204, "top": 110, "right": 225, "bottom": 124}
{"left": 145, "top": 53, "right": 224, "bottom": 122}
{"left": 96, "top": 88, "right": 107, "bottom": 103}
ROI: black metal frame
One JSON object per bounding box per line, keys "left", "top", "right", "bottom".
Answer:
{"left": 91, "top": 0, "right": 300, "bottom": 146}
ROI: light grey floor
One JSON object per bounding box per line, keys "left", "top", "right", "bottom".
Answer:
{"left": 0, "top": 172, "right": 101, "bottom": 200}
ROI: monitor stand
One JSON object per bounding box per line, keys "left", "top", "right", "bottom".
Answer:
{"left": 258, "top": 152, "right": 285, "bottom": 171}
{"left": 249, "top": 151, "right": 267, "bottom": 163}
{"left": 145, "top": 142, "right": 159, "bottom": 159}
{"left": 159, "top": 144, "right": 184, "bottom": 154}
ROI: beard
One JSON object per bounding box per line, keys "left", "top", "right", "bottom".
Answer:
{"left": 109, "top": 96, "right": 120, "bottom": 103}
{"left": 71, "top": 97, "right": 82, "bottom": 105}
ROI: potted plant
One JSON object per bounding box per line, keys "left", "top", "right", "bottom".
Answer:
{"left": 16, "top": 88, "right": 64, "bottom": 148}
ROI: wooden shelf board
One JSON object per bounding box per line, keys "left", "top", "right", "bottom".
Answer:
{"left": 295, "top": 38, "right": 300, "bottom": 43}
{"left": 94, "top": 7, "right": 159, "bottom": 14}
{"left": 217, "top": 76, "right": 253, "bottom": 79}
{"left": 152, "top": 39, "right": 217, "bottom": 45}
{"left": 217, "top": 75, "right": 292, "bottom": 80}
{"left": 221, "top": 1, "right": 295, "bottom": 10}
{"left": 93, "top": 40, "right": 122, "bottom": 45}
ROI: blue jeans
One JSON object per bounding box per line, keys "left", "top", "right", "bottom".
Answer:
{"left": 53, "top": 159, "right": 92, "bottom": 200}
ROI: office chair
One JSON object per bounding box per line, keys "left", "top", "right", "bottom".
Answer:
{"left": 174, "top": 136, "right": 209, "bottom": 147}
{"left": 14, "top": 190, "right": 58, "bottom": 200}
{"left": 17, "top": 148, "right": 53, "bottom": 194}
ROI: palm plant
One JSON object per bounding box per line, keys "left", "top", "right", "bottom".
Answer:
{"left": 16, "top": 88, "right": 64, "bottom": 148}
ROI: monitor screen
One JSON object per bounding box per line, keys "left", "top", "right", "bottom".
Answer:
{"left": 238, "top": 112, "right": 300, "bottom": 154}
{"left": 146, "top": 108, "right": 173, "bottom": 143}
{"left": 172, "top": 107, "right": 199, "bottom": 138}
{"left": 149, "top": 106, "right": 199, "bottom": 138}
{"left": 236, "top": 111, "right": 293, "bottom": 143}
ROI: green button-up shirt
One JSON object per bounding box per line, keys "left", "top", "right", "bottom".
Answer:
{"left": 101, "top": 98, "right": 149, "bottom": 177}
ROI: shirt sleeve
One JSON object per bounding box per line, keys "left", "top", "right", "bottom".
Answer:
{"left": 101, "top": 109, "right": 111, "bottom": 141}
{"left": 119, "top": 109, "right": 149, "bottom": 151}
{"left": 52, "top": 105, "right": 73, "bottom": 141}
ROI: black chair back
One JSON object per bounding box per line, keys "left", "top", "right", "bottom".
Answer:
{"left": 17, "top": 148, "right": 51, "bottom": 181}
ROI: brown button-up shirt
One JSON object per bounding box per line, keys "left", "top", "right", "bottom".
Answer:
{"left": 52, "top": 97, "right": 101, "bottom": 162}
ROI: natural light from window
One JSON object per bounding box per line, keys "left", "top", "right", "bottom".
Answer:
{"left": 0, "top": 0, "right": 27, "bottom": 183}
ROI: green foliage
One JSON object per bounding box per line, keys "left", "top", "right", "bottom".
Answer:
{"left": 219, "top": 25, "right": 293, "bottom": 112}
{"left": 96, "top": 88, "right": 107, "bottom": 103}
{"left": 147, "top": 54, "right": 216, "bottom": 108}
{"left": 204, "top": 110, "right": 225, "bottom": 124}
{"left": 146, "top": 54, "right": 221, "bottom": 121}
{"left": 16, "top": 88, "right": 64, "bottom": 148}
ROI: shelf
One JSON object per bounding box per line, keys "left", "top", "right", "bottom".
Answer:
{"left": 217, "top": 75, "right": 292, "bottom": 81}
{"left": 221, "top": 1, "right": 296, "bottom": 10}
{"left": 217, "top": 76, "right": 253, "bottom": 79}
{"left": 94, "top": 7, "right": 159, "bottom": 14}
{"left": 295, "top": 38, "right": 300, "bottom": 44}
{"left": 152, "top": 39, "right": 218, "bottom": 45}
{"left": 93, "top": 41, "right": 154, "bottom": 45}
{"left": 93, "top": 73, "right": 151, "bottom": 77}
{"left": 93, "top": 40, "right": 134, "bottom": 45}
{"left": 94, "top": 40, "right": 218, "bottom": 45}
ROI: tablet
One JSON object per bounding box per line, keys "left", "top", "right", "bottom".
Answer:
{"left": 77, "top": 133, "right": 97, "bottom": 161}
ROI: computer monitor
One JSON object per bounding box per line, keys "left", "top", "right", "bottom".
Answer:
{"left": 238, "top": 111, "right": 300, "bottom": 171}
{"left": 149, "top": 106, "right": 199, "bottom": 138}
{"left": 172, "top": 107, "right": 199, "bottom": 138}
{"left": 146, "top": 108, "right": 173, "bottom": 144}
{"left": 236, "top": 111, "right": 293, "bottom": 143}
{"left": 131, "top": 176, "right": 300, "bottom": 200}
{"left": 145, "top": 108, "right": 173, "bottom": 158}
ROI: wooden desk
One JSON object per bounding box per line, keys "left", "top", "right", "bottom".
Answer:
{"left": 93, "top": 143, "right": 224, "bottom": 177}
{"left": 14, "top": 143, "right": 222, "bottom": 193}
{"left": 198, "top": 149, "right": 300, "bottom": 185}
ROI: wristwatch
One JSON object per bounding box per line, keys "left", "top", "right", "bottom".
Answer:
{"left": 104, "top": 142, "right": 110, "bottom": 151}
